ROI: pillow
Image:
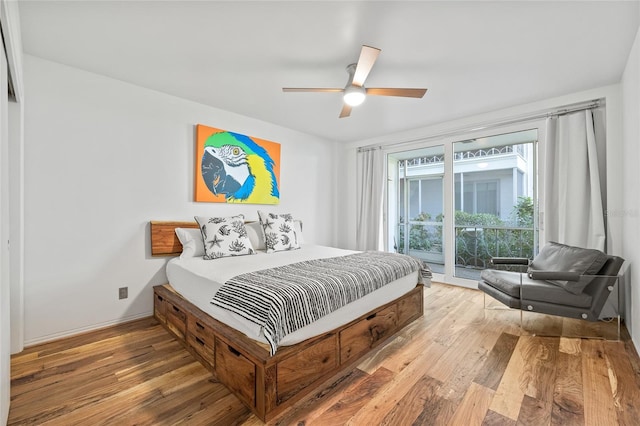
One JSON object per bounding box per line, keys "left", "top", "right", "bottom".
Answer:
{"left": 194, "top": 215, "right": 255, "bottom": 260}
{"left": 246, "top": 221, "right": 265, "bottom": 250}
{"left": 528, "top": 241, "right": 608, "bottom": 294}
{"left": 258, "top": 211, "right": 301, "bottom": 253}
{"left": 246, "top": 219, "right": 303, "bottom": 250}
{"left": 175, "top": 227, "right": 205, "bottom": 259}
{"left": 294, "top": 220, "right": 304, "bottom": 245}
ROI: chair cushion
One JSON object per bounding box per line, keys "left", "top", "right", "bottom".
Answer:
{"left": 528, "top": 241, "right": 608, "bottom": 295}
{"left": 480, "top": 269, "right": 593, "bottom": 308}
{"left": 480, "top": 269, "right": 522, "bottom": 297}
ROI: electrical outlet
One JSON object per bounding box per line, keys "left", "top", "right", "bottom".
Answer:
{"left": 118, "top": 287, "right": 128, "bottom": 300}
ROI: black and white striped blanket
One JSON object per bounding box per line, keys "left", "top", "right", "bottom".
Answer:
{"left": 211, "top": 251, "right": 430, "bottom": 355}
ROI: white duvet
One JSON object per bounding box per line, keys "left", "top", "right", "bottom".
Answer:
{"left": 166, "top": 245, "right": 422, "bottom": 347}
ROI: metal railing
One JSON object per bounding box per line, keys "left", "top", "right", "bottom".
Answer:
{"left": 397, "top": 222, "right": 534, "bottom": 270}
{"left": 402, "top": 145, "right": 526, "bottom": 168}
{"left": 454, "top": 224, "right": 534, "bottom": 270}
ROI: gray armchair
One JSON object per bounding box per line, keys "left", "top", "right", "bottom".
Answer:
{"left": 478, "top": 241, "right": 624, "bottom": 324}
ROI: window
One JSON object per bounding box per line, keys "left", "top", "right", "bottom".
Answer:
{"left": 459, "top": 180, "right": 499, "bottom": 215}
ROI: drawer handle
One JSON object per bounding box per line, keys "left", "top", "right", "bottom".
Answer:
{"left": 195, "top": 336, "right": 205, "bottom": 346}
{"left": 156, "top": 295, "right": 164, "bottom": 302}
{"left": 196, "top": 322, "right": 205, "bottom": 331}
{"left": 172, "top": 306, "right": 180, "bottom": 313}
{"left": 366, "top": 313, "right": 377, "bottom": 321}
{"left": 228, "top": 345, "right": 241, "bottom": 357}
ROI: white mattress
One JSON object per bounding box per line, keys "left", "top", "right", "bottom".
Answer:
{"left": 166, "top": 245, "right": 421, "bottom": 347}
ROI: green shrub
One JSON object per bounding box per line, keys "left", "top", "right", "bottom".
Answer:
{"left": 397, "top": 200, "right": 534, "bottom": 269}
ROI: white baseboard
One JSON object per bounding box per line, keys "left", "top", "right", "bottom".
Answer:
{"left": 23, "top": 311, "right": 153, "bottom": 348}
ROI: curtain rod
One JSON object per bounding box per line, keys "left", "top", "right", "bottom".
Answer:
{"left": 358, "top": 99, "right": 603, "bottom": 152}
{"left": 357, "top": 145, "right": 382, "bottom": 153}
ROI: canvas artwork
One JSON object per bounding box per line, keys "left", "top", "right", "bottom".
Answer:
{"left": 195, "top": 124, "right": 281, "bottom": 204}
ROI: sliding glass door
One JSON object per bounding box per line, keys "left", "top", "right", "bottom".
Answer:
{"left": 386, "top": 124, "right": 541, "bottom": 286}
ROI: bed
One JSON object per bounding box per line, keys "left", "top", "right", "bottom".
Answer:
{"left": 150, "top": 220, "right": 428, "bottom": 421}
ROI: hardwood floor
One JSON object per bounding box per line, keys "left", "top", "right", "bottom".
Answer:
{"left": 9, "top": 283, "right": 640, "bottom": 425}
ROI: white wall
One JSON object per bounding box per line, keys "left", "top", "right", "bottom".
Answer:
{"left": 22, "top": 55, "right": 337, "bottom": 345}
{"left": 622, "top": 27, "right": 640, "bottom": 349}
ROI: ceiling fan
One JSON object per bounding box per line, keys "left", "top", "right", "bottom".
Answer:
{"left": 282, "top": 45, "right": 427, "bottom": 118}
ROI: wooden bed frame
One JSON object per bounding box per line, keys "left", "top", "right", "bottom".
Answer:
{"left": 150, "top": 221, "right": 424, "bottom": 421}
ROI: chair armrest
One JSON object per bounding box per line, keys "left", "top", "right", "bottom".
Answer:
{"left": 527, "top": 271, "right": 581, "bottom": 281}
{"left": 490, "top": 257, "right": 530, "bottom": 265}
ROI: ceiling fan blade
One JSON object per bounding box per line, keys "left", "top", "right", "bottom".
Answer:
{"left": 366, "top": 88, "right": 427, "bottom": 98}
{"left": 339, "top": 104, "right": 352, "bottom": 118}
{"left": 282, "top": 88, "right": 344, "bottom": 93}
{"left": 352, "top": 45, "right": 381, "bottom": 87}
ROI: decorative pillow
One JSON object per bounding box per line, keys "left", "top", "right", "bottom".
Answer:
{"left": 528, "top": 241, "right": 608, "bottom": 294}
{"left": 175, "top": 227, "right": 205, "bottom": 259}
{"left": 258, "top": 211, "right": 301, "bottom": 253}
{"left": 194, "top": 215, "right": 255, "bottom": 260}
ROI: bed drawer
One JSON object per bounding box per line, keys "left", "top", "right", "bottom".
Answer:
{"left": 154, "top": 293, "right": 167, "bottom": 324}
{"left": 188, "top": 316, "right": 215, "bottom": 346}
{"left": 277, "top": 334, "right": 338, "bottom": 404}
{"left": 216, "top": 340, "right": 256, "bottom": 407}
{"left": 187, "top": 316, "right": 215, "bottom": 367}
{"left": 339, "top": 305, "right": 398, "bottom": 364}
{"left": 166, "top": 302, "right": 187, "bottom": 340}
{"left": 186, "top": 333, "right": 215, "bottom": 367}
{"left": 397, "top": 287, "right": 423, "bottom": 327}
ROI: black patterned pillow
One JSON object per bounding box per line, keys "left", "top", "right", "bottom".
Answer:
{"left": 258, "top": 211, "right": 301, "bottom": 253}
{"left": 194, "top": 215, "right": 255, "bottom": 260}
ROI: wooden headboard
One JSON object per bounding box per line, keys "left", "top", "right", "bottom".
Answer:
{"left": 150, "top": 221, "right": 199, "bottom": 256}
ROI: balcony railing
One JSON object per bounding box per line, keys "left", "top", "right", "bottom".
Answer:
{"left": 401, "top": 145, "right": 525, "bottom": 167}
{"left": 397, "top": 222, "right": 534, "bottom": 275}
{"left": 454, "top": 224, "right": 534, "bottom": 269}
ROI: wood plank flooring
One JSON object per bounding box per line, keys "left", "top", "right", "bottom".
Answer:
{"left": 8, "top": 283, "right": 640, "bottom": 425}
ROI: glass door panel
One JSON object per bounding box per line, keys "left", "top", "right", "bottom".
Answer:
{"left": 389, "top": 145, "right": 445, "bottom": 274}
{"left": 453, "top": 129, "right": 538, "bottom": 280}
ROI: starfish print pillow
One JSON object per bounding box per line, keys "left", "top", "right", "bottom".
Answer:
{"left": 258, "top": 211, "right": 301, "bottom": 253}
{"left": 194, "top": 215, "right": 255, "bottom": 260}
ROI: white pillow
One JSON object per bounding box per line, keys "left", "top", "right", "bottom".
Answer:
{"left": 258, "top": 211, "right": 301, "bottom": 253}
{"left": 246, "top": 221, "right": 265, "bottom": 250}
{"left": 294, "top": 220, "right": 304, "bottom": 245}
{"left": 194, "top": 215, "right": 255, "bottom": 260}
{"left": 246, "top": 220, "right": 303, "bottom": 250}
{"left": 175, "top": 227, "right": 205, "bottom": 259}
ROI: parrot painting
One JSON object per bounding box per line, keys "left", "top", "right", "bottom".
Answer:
{"left": 201, "top": 131, "right": 280, "bottom": 204}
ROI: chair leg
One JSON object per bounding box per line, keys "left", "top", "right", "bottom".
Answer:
{"left": 520, "top": 309, "right": 523, "bottom": 332}
{"left": 482, "top": 292, "right": 512, "bottom": 311}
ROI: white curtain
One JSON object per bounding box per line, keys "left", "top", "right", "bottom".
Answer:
{"left": 356, "top": 148, "right": 385, "bottom": 251}
{"left": 543, "top": 110, "right": 606, "bottom": 251}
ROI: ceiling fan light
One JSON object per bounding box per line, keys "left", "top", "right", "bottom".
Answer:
{"left": 343, "top": 86, "right": 366, "bottom": 106}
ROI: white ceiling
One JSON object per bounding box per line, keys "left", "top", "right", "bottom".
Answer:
{"left": 18, "top": 1, "right": 640, "bottom": 143}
